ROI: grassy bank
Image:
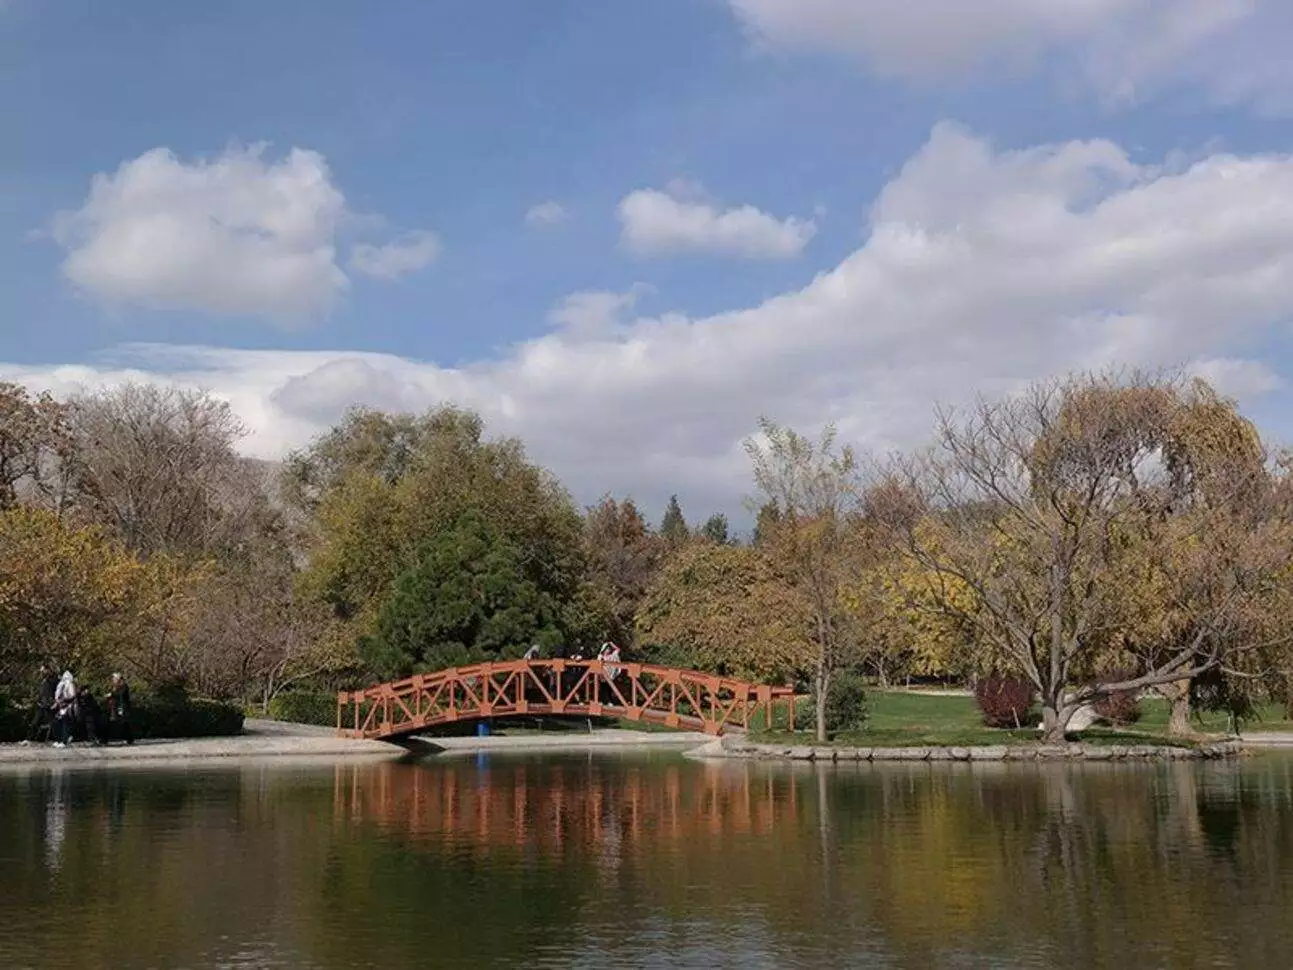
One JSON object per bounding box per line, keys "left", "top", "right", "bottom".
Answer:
{"left": 751, "top": 690, "right": 1292, "bottom": 749}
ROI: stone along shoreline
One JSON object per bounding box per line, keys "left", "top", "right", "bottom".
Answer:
{"left": 694, "top": 736, "right": 1245, "bottom": 762}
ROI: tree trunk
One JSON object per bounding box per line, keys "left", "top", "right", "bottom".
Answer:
{"left": 1039, "top": 685, "right": 1074, "bottom": 744}
{"left": 1040, "top": 704, "right": 1066, "bottom": 744}
{"left": 1161, "top": 679, "right": 1198, "bottom": 738}
{"left": 814, "top": 661, "right": 829, "bottom": 743}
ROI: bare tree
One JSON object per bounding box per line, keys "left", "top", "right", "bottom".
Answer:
{"left": 744, "top": 418, "right": 861, "bottom": 742}
{"left": 0, "top": 382, "right": 72, "bottom": 512}
{"left": 885, "top": 373, "right": 1291, "bottom": 743}
{"left": 63, "top": 383, "right": 252, "bottom": 557}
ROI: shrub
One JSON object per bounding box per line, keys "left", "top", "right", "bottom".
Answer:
{"left": 0, "top": 691, "right": 26, "bottom": 743}
{"left": 825, "top": 670, "right": 870, "bottom": 733}
{"left": 266, "top": 691, "right": 338, "bottom": 728}
{"left": 133, "top": 695, "right": 244, "bottom": 739}
{"left": 1092, "top": 674, "right": 1141, "bottom": 726}
{"left": 0, "top": 685, "right": 243, "bottom": 741}
{"left": 975, "top": 674, "right": 1035, "bottom": 729}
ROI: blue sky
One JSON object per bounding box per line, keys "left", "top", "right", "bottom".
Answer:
{"left": 5, "top": 0, "right": 1293, "bottom": 522}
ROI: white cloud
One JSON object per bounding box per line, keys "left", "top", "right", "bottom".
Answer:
{"left": 52, "top": 144, "right": 440, "bottom": 323}
{"left": 14, "top": 126, "right": 1293, "bottom": 519}
{"left": 1190, "top": 358, "right": 1285, "bottom": 398}
{"left": 618, "top": 183, "right": 816, "bottom": 259}
{"left": 546, "top": 284, "right": 652, "bottom": 341}
{"left": 349, "top": 230, "right": 441, "bottom": 280}
{"left": 727, "top": 0, "right": 1293, "bottom": 111}
{"left": 525, "top": 201, "right": 569, "bottom": 228}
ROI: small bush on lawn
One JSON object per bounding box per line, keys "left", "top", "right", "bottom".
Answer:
{"left": 1092, "top": 673, "right": 1141, "bottom": 726}
{"left": 825, "top": 670, "right": 870, "bottom": 733}
{"left": 267, "top": 691, "right": 338, "bottom": 728}
{"left": 975, "top": 674, "right": 1035, "bottom": 729}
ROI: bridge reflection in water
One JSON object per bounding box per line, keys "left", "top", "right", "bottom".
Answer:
{"left": 332, "top": 757, "right": 801, "bottom": 860}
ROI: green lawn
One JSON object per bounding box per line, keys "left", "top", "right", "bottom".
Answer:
{"left": 408, "top": 690, "right": 1293, "bottom": 746}
{"left": 748, "top": 689, "right": 1286, "bottom": 748}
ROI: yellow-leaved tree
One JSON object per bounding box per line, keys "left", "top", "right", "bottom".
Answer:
{"left": 636, "top": 541, "right": 813, "bottom": 684}
{"left": 0, "top": 507, "right": 197, "bottom": 685}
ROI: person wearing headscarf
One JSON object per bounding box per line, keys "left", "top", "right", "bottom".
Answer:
{"left": 599, "top": 641, "right": 622, "bottom": 686}
{"left": 52, "top": 671, "right": 77, "bottom": 748}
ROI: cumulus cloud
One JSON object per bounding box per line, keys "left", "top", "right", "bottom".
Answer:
{"left": 349, "top": 230, "right": 441, "bottom": 280}
{"left": 618, "top": 183, "right": 816, "bottom": 259}
{"left": 546, "top": 284, "right": 652, "bottom": 341}
{"left": 727, "top": 0, "right": 1293, "bottom": 110}
{"left": 525, "top": 201, "right": 569, "bottom": 228}
{"left": 14, "top": 126, "right": 1293, "bottom": 519}
{"left": 52, "top": 144, "right": 439, "bottom": 323}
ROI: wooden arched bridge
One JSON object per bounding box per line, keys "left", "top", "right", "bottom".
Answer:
{"left": 336, "top": 659, "right": 795, "bottom": 741}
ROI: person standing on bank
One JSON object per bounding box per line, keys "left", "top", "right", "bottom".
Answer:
{"left": 52, "top": 670, "right": 77, "bottom": 748}
{"left": 107, "top": 672, "right": 133, "bottom": 745}
{"left": 77, "top": 684, "right": 105, "bottom": 745}
{"left": 25, "top": 664, "right": 59, "bottom": 744}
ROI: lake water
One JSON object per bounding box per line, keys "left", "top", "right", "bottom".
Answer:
{"left": 2, "top": 751, "right": 1292, "bottom": 969}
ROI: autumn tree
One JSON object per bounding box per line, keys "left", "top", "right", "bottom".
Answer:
{"left": 0, "top": 507, "right": 196, "bottom": 687}
{"left": 582, "top": 495, "right": 662, "bottom": 645}
{"left": 744, "top": 418, "right": 861, "bottom": 742}
{"left": 752, "top": 501, "right": 781, "bottom": 546}
{"left": 182, "top": 532, "right": 353, "bottom": 706}
{"left": 636, "top": 541, "right": 812, "bottom": 682}
{"left": 845, "top": 536, "right": 975, "bottom": 687}
{"left": 886, "top": 373, "right": 1292, "bottom": 742}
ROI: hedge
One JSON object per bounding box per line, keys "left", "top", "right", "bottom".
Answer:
{"left": 266, "top": 691, "right": 338, "bottom": 728}
{"left": 0, "top": 692, "right": 26, "bottom": 743}
{"left": 132, "top": 696, "right": 244, "bottom": 739}
{"left": 0, "top": 693, "right": 243, "bottom": 742}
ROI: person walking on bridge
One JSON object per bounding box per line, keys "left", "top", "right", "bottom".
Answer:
{"left": 599, "top": 641, "right": 622, "bottom": 687}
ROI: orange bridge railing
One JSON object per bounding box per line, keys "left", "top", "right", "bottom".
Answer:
{"left": 336, "top": 659, "right": 794, "bottom": 740}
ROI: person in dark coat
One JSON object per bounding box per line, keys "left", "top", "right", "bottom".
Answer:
{"left": 25, "top": 664, "right": 59, "bottom": 743}
{"left": 106, "top": 672, "right": 133, "bottom": 745}
{"left": 77, "top": 685, "right": 104, "bottom": 745}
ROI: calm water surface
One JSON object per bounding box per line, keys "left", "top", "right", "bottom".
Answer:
{"left": 2, "top": 751, "right": 1292, "bottom": 969}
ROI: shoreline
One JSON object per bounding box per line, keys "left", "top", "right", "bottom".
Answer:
{"left": 0, "top": 720, "right": 716, "bottom": 769}
{"left": 0, "top": 718, "right": 404, "bottom": 769}
{"left": 0, "top": 718, "right": 1273, "bottom": 768}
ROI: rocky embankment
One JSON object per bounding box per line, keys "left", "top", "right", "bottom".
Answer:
{"left": 692, "top": 736, "right": 1244, "bottom": 762}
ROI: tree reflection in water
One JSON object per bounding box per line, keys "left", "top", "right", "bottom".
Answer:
{"left": 3, "top": 755, "right": 1293, "bottom": 968}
